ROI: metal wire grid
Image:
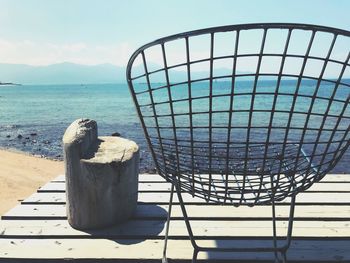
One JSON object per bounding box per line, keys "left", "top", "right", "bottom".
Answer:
{"left": 127, "top": 23, "right": 350, "bottom": 205}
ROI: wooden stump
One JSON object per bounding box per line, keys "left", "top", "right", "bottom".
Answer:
{"left": 63, "top": 119, "right": 139, "bottom": 230}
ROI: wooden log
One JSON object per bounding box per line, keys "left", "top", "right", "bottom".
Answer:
{"left": 63, "top": 119, "right": 139, "bottom": 230}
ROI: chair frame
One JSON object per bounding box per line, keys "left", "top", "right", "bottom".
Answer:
{"left": 126, "top": 23, "right": 350, "bottom": 262}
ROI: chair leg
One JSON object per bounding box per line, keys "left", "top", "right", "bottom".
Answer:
{"left": 172, "top": 176, "right": 200, "bottom": 263}
{"left": 164, "top": 175, "right": 297, "bottom": 263}
{"left": 162, "top": 183, "right": 175, "bottom": 263}
{"left": 281, "top": 251, "right": 287, "bottom": 263}
{"left": 271, "top": 196, "right": 279, "bottom": 261}
{"left": 192, "top": 249, "right": 199, "bottom": 263}
{"left": 282, "top": 194, "right": 296, "bottom": 263}
{"left": 285, "top": 195, "right": 296, "bottom": 249}
{"left": 272, "top": 194, "right": 297, "bottom": 263}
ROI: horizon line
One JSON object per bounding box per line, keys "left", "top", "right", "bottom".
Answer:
{"left": 0, "top": 61, "right": 122, "bottom": 67}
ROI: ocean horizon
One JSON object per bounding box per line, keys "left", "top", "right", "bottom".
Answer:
{"left": 0, "top": 80, "right": 349, "bottom": 173}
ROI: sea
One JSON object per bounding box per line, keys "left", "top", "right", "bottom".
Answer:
{"left": 0, "top": 80, "right": 349, "bottom": 173}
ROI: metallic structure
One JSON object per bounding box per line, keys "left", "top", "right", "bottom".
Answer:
{"left": 126, "top": 24, "right": 350, "bottom": 262}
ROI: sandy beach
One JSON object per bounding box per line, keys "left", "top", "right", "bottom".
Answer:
{"left": 0, "top": 149, "right": 64, "bottom": 215}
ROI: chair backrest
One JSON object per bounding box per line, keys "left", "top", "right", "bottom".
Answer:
{"left": 127, "top": 23, "right": 350, "bottom": 205}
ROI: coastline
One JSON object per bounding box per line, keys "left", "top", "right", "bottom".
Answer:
{"left": 0, "top": 148, "right": 64, "bottom": 215}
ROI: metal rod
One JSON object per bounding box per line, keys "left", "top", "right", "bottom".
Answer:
{"left": 162, "top": 183, "right": 175, "bottom": 263}
{"left": 208, "top": 32, "right": 215, "bottom": 200}
{"left": 185, "top": 37, "right": 195, "bottom": 196}
{"left": 173, "top": 175, "right": 198, "bottom": 250}
{"left": 224, "top": 30, "right": 239, "bottom": 203}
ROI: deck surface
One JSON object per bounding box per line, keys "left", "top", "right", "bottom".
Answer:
{"left": 0, "top": 173, "right": 350, "bottom": 262}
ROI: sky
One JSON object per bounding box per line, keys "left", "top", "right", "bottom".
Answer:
{"left": 0, "top": 0, "right": 349, "bottom": 67}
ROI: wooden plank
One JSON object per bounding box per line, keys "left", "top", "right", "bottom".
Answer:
{"left": 307, "top": 183, "right": 350, "bottom": 192}
{"left": 21, "top": 191, "right": 350, "bottom": 205}
{"left": 38, "top": 182, "right": 173, "bottom": 193}
{"left": 0, "top": 238, "right": 349, "bottom": 262}
{"left": 1, "top": 219, "right": 350, "bottom": 238}
{"left": 38, "top": 182, "right": 65, "bottom": 192}
{"left": 137, "top": 173, "right": 350, "bottom": 183}
{"left": 51, "top": 174, "right": 169, "bottom": 183}
{"left": 51, "top": 174, "right": 65, "bottom": 182}
{"left": 2, "top": 204, "right": 66, "bottom": 219}
{"left": 318, "top": 174, "right": 350, "bottom": 183}
{"left": 3, "top": 204, "right": 350, "bottom": 221}
{"left": 38, "top": 180, "right": 350, "bottom": 193}
{"left": 22, "top": 192, "right": 66, "bottom": 204}
{"left": 138, "top": 191, "right": 350, "bottom": 205}
{"left": 148, "top": 173, "right": 350, "bottom": 183}
{"left": 51, "top": 173, "right": 350, "bottom": 184}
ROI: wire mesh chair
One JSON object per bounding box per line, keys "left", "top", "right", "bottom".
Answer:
{"left": 126, "top": 23, "right": 350, "bottom": 262}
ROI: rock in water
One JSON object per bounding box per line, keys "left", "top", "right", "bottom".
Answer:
{"left": 63, "top": 119, "right": 139, "bottom": 230}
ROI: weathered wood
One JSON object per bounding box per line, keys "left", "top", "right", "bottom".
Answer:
{"left": 134, "top": 173, "right": 350, "bottom": 183}
{"left": 4, "top": 204, "right": 350, "bottom": 220}
{"left": 63, "top": 119, "right": 139, "bottom": 229}
{"left": 0, "top": 238, "right": 350, "bottom": 261}
{"left": 1, "top": 219, "right": 350, "bottom": 238}
{"left": 1, "top": 172, "right": 350, "bottom": 262}
{"left": 51, "top": 173, "right": 169, "bottom": 183}
{"left": 2, "top": 204, "right": 67, "bottom": 219}
{"left": 51, "top": 174, "right": 65, "bottom": 182}
{"left": 21, "top": 191, "right": 350, "bottom": 205}
{"left": 38, "top": 181, "right": 350, "bottom": 193}
{"left": 38, "top": 181, "right": 173, "bottom": 193}
{"left": 50, "top": 173, "right": 350, "bottom": 184}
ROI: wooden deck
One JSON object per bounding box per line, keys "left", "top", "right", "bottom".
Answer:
{"left": 1, "top": 173, "right": 350, "bottom": 262}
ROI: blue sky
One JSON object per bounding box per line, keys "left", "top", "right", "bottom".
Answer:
{"left": 0, "top": 0, "right": 349, "bottom": 66}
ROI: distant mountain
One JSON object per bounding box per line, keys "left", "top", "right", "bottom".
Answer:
{"left": 0, "top": 62, "right": 125, "bottom": 85}
{"left": 0, "top": 62, "right": 253, "bottom": 85}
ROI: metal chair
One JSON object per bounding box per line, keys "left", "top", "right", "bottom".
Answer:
{"left": 126, "top": 23, "right": 350, "bottom": 262}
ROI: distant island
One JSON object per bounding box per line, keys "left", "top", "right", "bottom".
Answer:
{"left": 0, "top": 82, "right": 21, "bottom": 86}
{"left": 0, "top": 62, "right": 124, "bottom": 85}
{"left": 0, "top": 62, "right": 250, "bottom": 85}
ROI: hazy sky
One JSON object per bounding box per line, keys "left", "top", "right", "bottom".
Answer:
{"left": 0, "top": 0, "right": 349, "bottom": 66}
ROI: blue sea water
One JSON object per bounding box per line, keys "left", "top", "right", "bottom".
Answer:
{"left": 0, "top": 80, "right": 349, "bottom": 173}
{"left": 0, "top": 83, "right": 159, "bottom": 171}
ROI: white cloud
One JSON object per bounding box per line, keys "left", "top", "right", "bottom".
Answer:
{"left": 0, "top": 38, "right": 135, "bottom": 66}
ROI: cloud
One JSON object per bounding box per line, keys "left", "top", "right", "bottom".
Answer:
{"left": 0, "top": 38, "right": 135, "bottom": 66}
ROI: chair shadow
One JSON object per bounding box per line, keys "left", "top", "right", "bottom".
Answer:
{"left": 81, "top": 203, "right": 167, "bottom": 245}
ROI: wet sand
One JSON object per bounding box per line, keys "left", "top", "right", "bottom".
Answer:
{"left": 0, "top": 149, "right": 64, "bottom": 215}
